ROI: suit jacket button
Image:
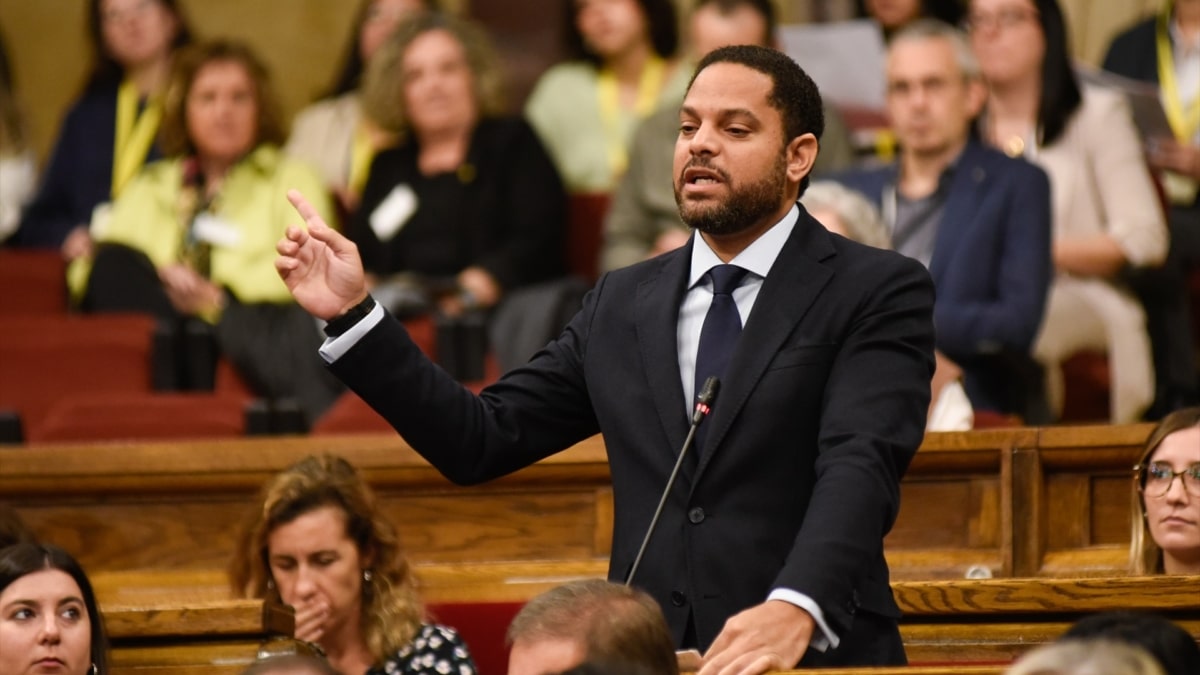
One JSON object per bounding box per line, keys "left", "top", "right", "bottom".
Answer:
{"left": 671, "top": 591, "right": 687, "bottom": 606}
{"left": 688, "top": 507, "right": 705, "bottom": 524}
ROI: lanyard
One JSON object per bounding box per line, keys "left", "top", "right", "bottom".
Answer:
{"left": 113, "top": 78, "right": 163, "bottom": 198}
{"left": 348, "top": 122, "right": 377, "bottom": 197}
{"left": 1157, "top": 5, "right": 1200, "bottom": 142}
{"left": 597, "top": 56, "right": 665, "bottom": 178}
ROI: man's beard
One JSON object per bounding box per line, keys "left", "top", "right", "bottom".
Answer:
{"left": 674, "top": 153, "right": 788, "bottom": 236}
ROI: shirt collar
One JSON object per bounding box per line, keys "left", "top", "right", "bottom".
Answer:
{"left": 1169, "top": 15, "right": 1200, "bottom": 54}
{"left": 688, "top": 203, "right": 799, "bottom": 288}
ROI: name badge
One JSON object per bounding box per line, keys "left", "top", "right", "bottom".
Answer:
{"left": 370, "top": 184, "right": 418, "bottom": 241}
{"left": 192, "top": 213, "right": 242, "bottom": 247}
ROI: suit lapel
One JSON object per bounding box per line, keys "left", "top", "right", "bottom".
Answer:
{"left": 635, "top": 243, "right": 693, "bottom": 459}
{"left": 929, "top": 142, "right": 988, "bottom": 283}
{"left": 692, "top": 211, "right": 836, "bottom": 480}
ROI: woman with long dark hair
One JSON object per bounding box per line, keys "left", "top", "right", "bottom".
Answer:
{"left": 0, "top": 543, "right": 110, "bottom": 675}
{"left": 525, "top": 0, "right": 684, "bottom": 193}
{"left": 13, "top": 0, "right": 192, "bottom": 260}
{"left": 968, "top": 0, "right": 1168, "bottom": 423}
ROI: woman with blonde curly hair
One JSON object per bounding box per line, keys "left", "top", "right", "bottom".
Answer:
{"left": 230, "top": 454, "right": 476, "bottom": 675}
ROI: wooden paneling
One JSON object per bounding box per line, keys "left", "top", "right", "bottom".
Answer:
{"left": 3, "top": 423, "right": 1157, "bottom": 584}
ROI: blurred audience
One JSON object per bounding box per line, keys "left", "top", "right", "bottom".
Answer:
{"left": 286, "top": 0, "right": 435, "bottom": 216}
{"left": 599, "top": 0, "right": 855, "bottom": 273}
{"left": 968, "top": 0, "right": 1168, "bottom": 423}
{"left": 1004, "top": 640, "right": 1165, "bottom": 675}
{"left": 77, "top": 40, "right": 342, "bottom": 422}
{"left": 354, "top": 11, "right": 571, "bottom": 373}
{"left": 1130, "top": 406, "right": 1200, "bottom": 575}
{"left": 0, "top": 542, "right": 110, "bottom": 675}
{"left": 1103, "top": 0, "right": 1200, "bottom": 418}
{"left": 230, "top": 454, "right": 477, "bottom": 675}
{"left": 525, "top": 0, "right": 685, "bottom": 193}
{"left": 0, "top": 29, "right": 34, "bottom": 244}
{"left": 835, "top": 19, "right": 1051, "bottom": 424}
{"left": 858, "top": 0, "right": 967, "bottom": 40}
{"left": 1063, "top": 612, "right": 1200, "bottom": 675}
{"left": 506, "top": 579, "right": 679, "bottom": 675}
{"left": 12, "top": 0, "right": 193, "bottom": 259}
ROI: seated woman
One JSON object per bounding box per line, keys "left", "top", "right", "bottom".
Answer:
{"left": 353, "top": 12, "right": 570, "bottom": 373}
{"left": 0, "top": 542, "right": 110, "bottom": 675}
{"left": 1130, "top": 406, "right": 1200, "bottom": 575}
{"left": 229, "top": 454, "right": 477, "bottom": 675}
{"left": 13, "top": 0, "right": 192, "bottom": 258}
{"left": 76, "top": 40, "right": 342, "bottom": 421}
{"left": 525, "top": 0, "right": 685, "bottom": 193}
{"left": 969, "top": 0, "right": 1169, "bottom": 423}
{"left": 286, "top": 0, "right": 435, "bottom": 215}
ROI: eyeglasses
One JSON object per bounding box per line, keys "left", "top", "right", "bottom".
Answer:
{"left": 962, "top": 8, "right": 1039, "bottom": 32}
{"left": 1135, "top": 461, "right": 1200, "bottom": 498}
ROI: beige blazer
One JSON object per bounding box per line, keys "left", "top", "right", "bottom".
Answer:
{"left": 284, "top": 93, "right": 361, "bottom": 190}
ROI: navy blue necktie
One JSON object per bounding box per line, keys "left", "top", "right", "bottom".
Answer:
{"left": 693, "top": 264, "right": 748, "bottom": 455}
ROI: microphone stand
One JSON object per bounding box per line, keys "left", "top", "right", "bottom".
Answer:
{"left": 625, "top": 377, "right": 720, "bottom": 586}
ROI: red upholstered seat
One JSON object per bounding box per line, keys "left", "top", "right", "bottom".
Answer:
{"left": 1060, "top": 350, "right": 1111, "bottom": 423}
{"left": 0, "top": 313, "right": 158, "bottom": 435}
{"left": 0, "top": 249, "right": 68, "bottom": 315}
{"left": 426, "top": 601, "right": 524, "bottom": 675}
{"left": 28, "top": 392, "right": 250, "bottom": 443}
{"left": 567, "top": 193, "right": 611, "bottom": 284}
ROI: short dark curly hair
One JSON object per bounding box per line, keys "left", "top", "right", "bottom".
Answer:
{"left": 689, "top": 45, "right": 825, "bottom": 194}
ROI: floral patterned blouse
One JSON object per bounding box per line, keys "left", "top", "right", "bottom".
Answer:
{"left": 366, "top": 624, "right": 477, "bottom": 675}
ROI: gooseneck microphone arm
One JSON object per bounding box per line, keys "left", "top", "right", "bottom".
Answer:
{"left": 625, "top": 376, "right": 720, "bottom": 587}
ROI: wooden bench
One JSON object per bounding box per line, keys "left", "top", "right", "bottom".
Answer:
{"left": 104, "top": 597, "right": 292, "bottom": 675}
{"left": 3, "top": 423, "right": 1155, "bottom": 582}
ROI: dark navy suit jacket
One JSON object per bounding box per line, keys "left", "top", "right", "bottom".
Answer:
{"left": 331, "top": 211, "right": 935, "bottom": 665}
{"left": 834, "top": 140, "right": 1052, "bottom": 414}
{"left": 13, "top": 81, "right": 163, "bottom": 248}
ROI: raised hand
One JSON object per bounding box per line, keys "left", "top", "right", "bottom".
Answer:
{"left": 276, "top": 189, "right": 368, "bottom": 321}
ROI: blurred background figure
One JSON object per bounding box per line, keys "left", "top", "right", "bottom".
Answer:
{"left": 599, "top": 0, "right": 855, "bottom": 273}
{"left": 1130, "top": 407, "right": 1200, "bottom": 575}
{"left": 11, "top": 0, "right": 193, "bottom": 261}
{"left": 0, "top": 29, "right": 34, "bottom": 244}
{"left": 230, "top": 454, "right": 477, "bottom": 675}
{"left": 506, "top": 579, "right": 679, "bottom": 675}
{"left": 1004, "top": 640, "right": 1165, "bottom": 675}
{"left": 354, "top": 11, "right": 571, "bottom": 374}
{"left": 835, "top": 19, "right": 1052, "bottom": 425}
{"left": 76, "top": 40, "right": 342, "bottom": 423}
{"left": 1063, "top": 612, "right": 1200, "bottom": 675}
{"left": 525, "top": 0, "right": 685, "bottom": 193}
{"left": 1102, "top": 0, "right": 1200, "bottom": 418}
{"left": 858, "top": 0, "right": 966, "bottom": 40}
{"left": 285, "top": 0, "right": 436, "bottom": 218}
{"left": 0, "top": 542, "right": 110, "bottom": 675}
{"left": 968, "top": 0, "right": 1168, "bottom": 423}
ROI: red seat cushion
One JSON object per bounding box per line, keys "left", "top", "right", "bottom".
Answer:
{"left": 426, "top": 601, "right": 524, "bottom": 675}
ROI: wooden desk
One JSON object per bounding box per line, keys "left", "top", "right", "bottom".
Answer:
{"left": 3, "top": 424, "right": 1156, "bottom": 580}
{"left": 104, "top": 598, "right": 293, "bottom": 674}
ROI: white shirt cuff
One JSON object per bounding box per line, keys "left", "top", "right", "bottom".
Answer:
{"left": 767, "top": 588, "right": 839, "bottom": 652}
{"left": 318, "top": 302, "right": 386, "bottom": 364}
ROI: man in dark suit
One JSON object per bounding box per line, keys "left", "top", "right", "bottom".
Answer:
{"left": 276, "top": 46, "right": 934, "bottom": 672}
{"left": 834, "top": 20, "right": 1052, "bottom": 422}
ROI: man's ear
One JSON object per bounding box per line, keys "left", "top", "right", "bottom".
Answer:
{"left": 787, "top": 133, "right": 819, "bottom": 184}
{"left": 965, "top": 77, "right": 988, "bottom": 119}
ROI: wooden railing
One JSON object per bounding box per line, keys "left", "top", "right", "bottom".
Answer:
{"left": 3, "top": 424, "right": 1154, "bottom": 581}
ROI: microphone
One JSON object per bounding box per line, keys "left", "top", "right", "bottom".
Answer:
{"left": 625, "top": 376, "right": 720, "bottom": 587}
